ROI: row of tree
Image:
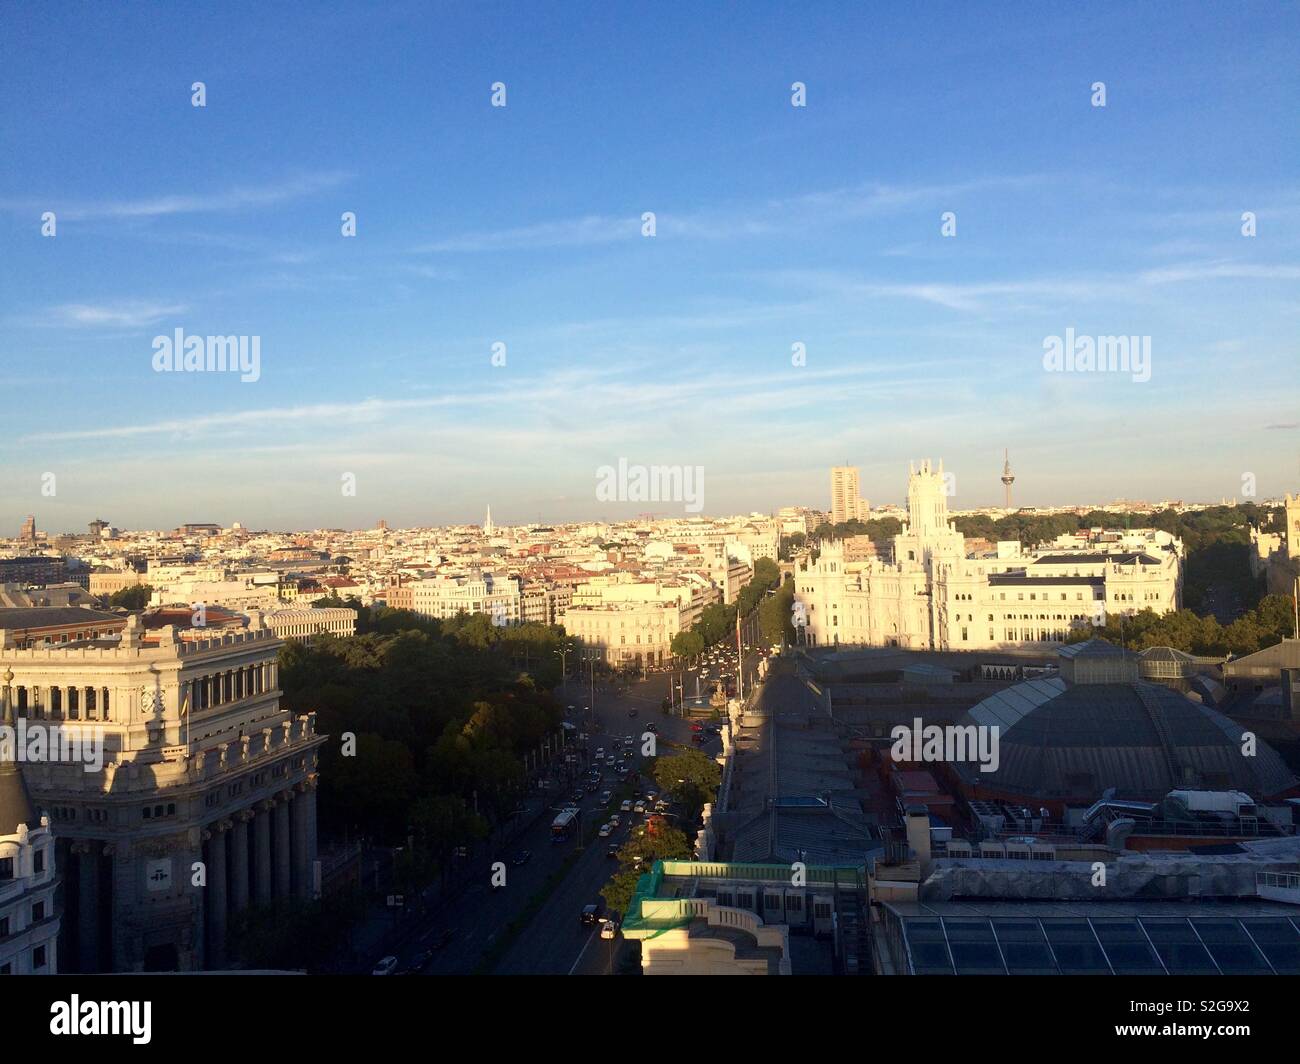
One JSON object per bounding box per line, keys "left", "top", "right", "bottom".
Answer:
{"left": 669, "top": 557, "right": 784, "bottom": 659}
{"left": 599, "top": 748, "right": 722, "bottom": 916}
{"left": 279, "top": 608, "right": 571, "bottom": 861}
{"left": 1067, "top": 593, "right": 1296, "bottom": 657}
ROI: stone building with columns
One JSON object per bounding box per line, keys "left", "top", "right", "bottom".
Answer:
{"left": 0, "top": 609, "right": 325, "bottom": 971}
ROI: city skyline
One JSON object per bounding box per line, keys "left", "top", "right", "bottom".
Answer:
{"left": 3, "top": 2, "right": 1298, "bottom": 527}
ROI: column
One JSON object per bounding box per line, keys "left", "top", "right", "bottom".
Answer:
{"left": 230, "top": 810, "right": 251, "bottom": 913}
{"left": 306, "top": 778, "right": 318, "bottom": 898}
{"left": 273, "top": 792, "right": 293, "bottom": 899}
{"left": 73, "top": 840, "right": 100, "bottom": 973}
{"left": 254, "top": 801, "right": 273, "bottom": 904}
{"left": 204, "top": 822, "right": 229, "bottom": 969}
{"left": 292, "top": 781, "right": 316, "bottom": 899}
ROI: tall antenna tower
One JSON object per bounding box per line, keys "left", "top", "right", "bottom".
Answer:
{"left": 1001, "top": 449, "right": 1016, "bottom": 510}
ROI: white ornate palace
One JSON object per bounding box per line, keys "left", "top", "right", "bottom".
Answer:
{"left": 794, "top": 461, "right": 1183, "bottom": 651}
{"left": 0, "top": 610, "right": 325, "bottom": 971}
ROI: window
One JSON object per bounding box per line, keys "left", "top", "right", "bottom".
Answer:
{"left": 0, "top": 857, "right": 12, "bottom": 880}
{"left": 32, "top": 901, "right": 45, "bottom": 921}
{"left": 33, "top": 849, "right": 44, "bottom": 874}
{"left": 0, "top": 917, "right": 9, "bottom": 938}
{"left": 32, "top": 945, "right": 46, "bottom": 969}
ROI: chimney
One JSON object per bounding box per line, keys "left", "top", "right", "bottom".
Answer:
{"left": 905, "top": 805, "right": 932, "bottom": 867}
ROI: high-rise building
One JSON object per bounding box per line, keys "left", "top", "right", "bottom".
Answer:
{"left": 19, "top": 516, "right": 35, "bottom": 543}
{"left": 830, "top": 467, "right": 870, "bottom": 524}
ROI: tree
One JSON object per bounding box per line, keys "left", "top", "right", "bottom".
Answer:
{"left": 599, "top": 822, "right": 693, "bottom": 916}
{"left": 759, "top": 579, "right": 795, "bottom": 645}
{"left": 671, "top": 630, "right": 704, "bottom": 661}
{"left": 652, "top": 749, "right": 722, "bottom": 824}
{"left": 108, "top": 584, "right": 152, "bottom": 610}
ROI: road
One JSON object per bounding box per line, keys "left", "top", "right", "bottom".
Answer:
{"left": 373, "top": 636, "right": 759, "bottom": 976}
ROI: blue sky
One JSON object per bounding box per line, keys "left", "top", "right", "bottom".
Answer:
{"left": 2, "top": 1, "right": 1298, "bottom": 531}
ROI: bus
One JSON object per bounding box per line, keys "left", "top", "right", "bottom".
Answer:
{"left": 551, "top": 807, "right": 579, "bottom": 842}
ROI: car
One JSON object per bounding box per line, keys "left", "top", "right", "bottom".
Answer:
{"left": 409, "top": 949, "right": 434, "bottom": 973}
{"left": 643, "top": 792, "right": 657, "bottom": 804}
{"left": 691, "top": 732, "right": 704, "bottom": 743}
{"left": 645, "top": 722, "right": 657, "bottom": 733}
{"left": 585, "top": 780, "right": 599, "bottom": 792}
{"left": 655, "top": 801, "right": 670, "bottom": 814}
{"left": 622, "top": 750, "right": 633, "bottom": 760}
{"left": 595, "top": 748, "right": 604, "bottom": 759}
{"left": 581, "top": 903, "right": 603, "bottom": 926}
{"left": 608, "top": 814, "right": 621, "bottom": 827}
{"left": 600, "top": 790, "right": 613, "bottom": 804}
{"left": 571, "top": 790, "right": 584, "bottom": 803}
{"left": 598, "top": 822, "right": 613, "bottom": 837}
{"left": 510, "top": 850, "right": 531, "bottom": 867}
{"left": 600, "top": 919, "right": 618, "bottom": 940}
{"left": 628, "top": 709, "right": 638, "bottom": 718}
{"left": 691, "top": 722, "right": 703, "bottom": 732}
{"left": 633, "top": 801, "right": 646, "bottom": 814}
{"left": 371, "top": 956, "right": 399, "bottom": 976}
{"left": 428, "top": 929, "right": 454, "bottom": 951}
{"left": 620, "top": 799, "right": 633, "bottom": 812}
{"left": 606, "top": 843, "right": 620, "bottom": 859}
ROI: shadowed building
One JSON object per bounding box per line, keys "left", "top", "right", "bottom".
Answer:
{"left": 0, "top": 610, "right": 324, "bottom": 971}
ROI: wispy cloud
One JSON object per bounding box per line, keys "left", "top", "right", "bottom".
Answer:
{"left": 412, "top": 175, "right": 1052, "bottom": 254}
{"left": 36, "top": 301, "right": 188, "bottom": 329}
{"left": 20, "top": 363, "right": 929, "bottom": 446}
{"left": 1138, "top": 261, "right": 1300, "bottom": 284}
{"left": 0, "top": 171, "right": 351, "bottom": 222}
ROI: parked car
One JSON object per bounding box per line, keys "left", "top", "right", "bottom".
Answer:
{"left": 600, "top": 919, "right": 618, "bottom": 940}
{"left": 600, "top": 790, "right": 613, "bottom": 804}
{"left": 633, "top": 801, "right": 646, "bottom": 814}
{"left": 645, "top": 722, "right": 657, "bottom": 733}
{"left": 598, "top": 822, "right": 613, "bottom": 838}
{"left": 606, "top": 843, "right": 620, "bottom": 859}
{"left": 608, "top": 814, "right": 621, "bottom": 827}
{"left": 372, "top": 956, "right": 399, "bottom": 976}
{"left": 581, "top": 903, "right": 603, "bottom": 926}
{"left": 620, "top": 799, "right": 633, "bottom": 812}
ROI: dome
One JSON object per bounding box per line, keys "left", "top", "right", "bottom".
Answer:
{"left": 952, "top": 675, "right": 1298, "bottom": 802}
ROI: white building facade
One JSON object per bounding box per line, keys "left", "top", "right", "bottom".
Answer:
{"left": 794, "top": 461, "right": 1183, "bottom": 651}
